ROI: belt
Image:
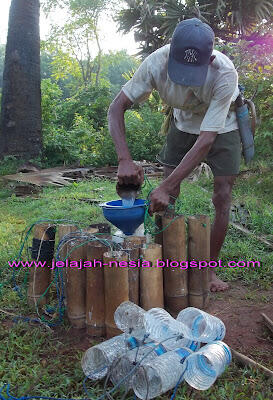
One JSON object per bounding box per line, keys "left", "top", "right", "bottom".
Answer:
{"left": 176, "top": 101, "right": 236, "bottom": 114}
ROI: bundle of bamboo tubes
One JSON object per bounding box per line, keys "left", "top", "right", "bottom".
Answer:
{"left": 155, "top": 213, "right": 210, "bottom": 315}
{"left": 27, "top": 215, "right": 210, "bottom": 337}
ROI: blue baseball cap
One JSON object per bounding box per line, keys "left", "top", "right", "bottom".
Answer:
{"left": 168, "top": 18, "right": 215, "bottom": 87}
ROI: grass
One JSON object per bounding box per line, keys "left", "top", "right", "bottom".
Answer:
{"left": 0, "top": 160, "right": 272, "bottom": 399}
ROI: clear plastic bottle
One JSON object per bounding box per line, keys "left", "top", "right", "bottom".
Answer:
{"left": 184, "top": 341, "right": 232, "bottom": 390}
{"left": 176, "top": 307, "right": 226, "bottom": 342}
{"left": 144, "top": 308, "right": 186, "bottom": 346}
{"left": 81, "top": 330, "right": 146, "bottom": 380}
{"left": 132, "top": 347, "right": 192, "bottom": 399}
{"left": 110, "top": 337, "right": 198, "bottom": 388}
{"left": 114, "top": 301, "right": 146, "bottom": 333}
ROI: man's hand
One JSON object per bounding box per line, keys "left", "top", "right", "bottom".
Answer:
{"left": 118, "top": 159, "right": 144, "bottom": 186}
{"left": 148, "top": 184, "right": 171, "bottom": 215}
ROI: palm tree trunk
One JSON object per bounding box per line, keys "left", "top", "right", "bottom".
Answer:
{"left": 0, "top": 0, "right": 43, "bottom": 160}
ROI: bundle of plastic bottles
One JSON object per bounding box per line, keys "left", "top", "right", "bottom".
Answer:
{"left": 81, "top": 301, "right": 231, "bottom": 399}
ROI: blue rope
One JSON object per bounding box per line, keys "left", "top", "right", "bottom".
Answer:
{"left": 82, "top": 377, "right": 93, "bottom": 399}
{"left": 170, "top": 359, "right": 188, "bottom": 400}
{"left": 12, "top": 316, "right": 41, "bottom": 324}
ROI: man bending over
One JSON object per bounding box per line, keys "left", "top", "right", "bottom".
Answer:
{"left": 108, "top": 18, "right": 241, "bottom": 292}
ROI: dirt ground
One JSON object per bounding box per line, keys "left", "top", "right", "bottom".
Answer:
{"left": 207, "top": 281, "right": 273, "bottom": 367}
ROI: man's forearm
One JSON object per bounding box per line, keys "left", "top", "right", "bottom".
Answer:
{"left": 108, "top": 91, "right": 144, "bottom": 186}
{"left": 108, "top": 92, "right": 133, "bottom": 162}
{"left": 162, "top": 131, "right": 217, "bottom": 191}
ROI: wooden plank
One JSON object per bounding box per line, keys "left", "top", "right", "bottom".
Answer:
{"left": 231, "top": 348, "right": 273, "bottom": 379}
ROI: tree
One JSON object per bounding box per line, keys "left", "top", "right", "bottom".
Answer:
{"left": 116, "top": 0, "right": 273, "bottom": 57}
{"left": 42, "top": 0, "right": 110, "bottom": 88}
{"left": 0, "top": 0, "right": 43, "bottom": 160}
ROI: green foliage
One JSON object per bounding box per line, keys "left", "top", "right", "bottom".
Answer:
{"left": 41, "top": 78, "right": 165, "bottom": 166}
{"left": 100, "top": 50, "right": 140, "bottom": 96}
{"left": 40, "top": 51, "right": 54, "bottom": 80}
{"left": 0, "top": 155, "right": 22, "bottom": 176}
{"left": 50, "top": 48, "right": 82, "bottom": 83}
{"left": 42, "top": 0, "right": 112, "bottom": 87}
{"left": 215, "top": 1, "right": 271, "bottom": 36}
{"left": 41, "top": 0, "right": 110, "bottom": 16}
{"left": 44, "top": 23, "right": 96, "bottom": 86}
{"left": 41, "top": 79, "right": 63, "bottom": 129}
{"left": 41, "top": 80, "right": 114, "bottom": 166}
{"left": 57, "top": 83, "right": 112, "bottom": 130}
{"left": 116, "top": 0, "right": 273, "bottom": 57}
{"left": 242, "top": 74, "right": 273, "bottom": 159}
{"left": 42, "top": 117, "right": 103, "bottom": 166}
{"left": 124, "top": 102, "right": 164, "bottom": 161}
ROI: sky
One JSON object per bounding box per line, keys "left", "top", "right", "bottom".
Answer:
{"left": 0, "top": 0, "right": 139, "bottom": 55}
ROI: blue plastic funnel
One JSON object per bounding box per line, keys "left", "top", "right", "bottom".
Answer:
{"left": 100, "top": 199, "right": 146, "bottom": 236}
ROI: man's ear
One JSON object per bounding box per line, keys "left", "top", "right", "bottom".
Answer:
{"left": 210, "top": 55, "right": 216, "bottom": 63}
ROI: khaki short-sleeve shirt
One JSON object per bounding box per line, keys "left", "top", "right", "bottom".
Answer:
{"left": 122, "top": 45, "right": 239, "bottom": 134}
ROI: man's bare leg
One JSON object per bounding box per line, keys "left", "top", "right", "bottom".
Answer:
{"left": 210, "top": 175, "right": 236, "bottom": 292}
{"left": 163, "top": 166, "right": 236, "bottom": 292}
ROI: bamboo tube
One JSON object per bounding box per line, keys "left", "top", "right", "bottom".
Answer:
{"left": 124, "top": 236, "right": 146, "bottom": 305}
{"left": 85, "top": 239, "right": 110, "bottom": 337}
{"left": 188, "top": 215, "right": 210, "bottom": 309}
{"left": 66, "top": 237, "right": 86, "bottom": 328}
{"left": 162, "top": 215, "right": 188, "bottom": 315}
{"left": 154, "top": 213, "right": 163, "bottom": 245}
{"left": 58, "top": 224, "right": 78, "bottom": 306}
{"left": 103, "top": 251, "right": 129, "bottom": 338}
{"left": 27, "top": 223, "right": 56, "bottom": 307}
{"left": 140, "top": 244, "right": 164, "bottom": 310}
{"left": 58, "top": 224, "right": 79, "bottom": 259}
